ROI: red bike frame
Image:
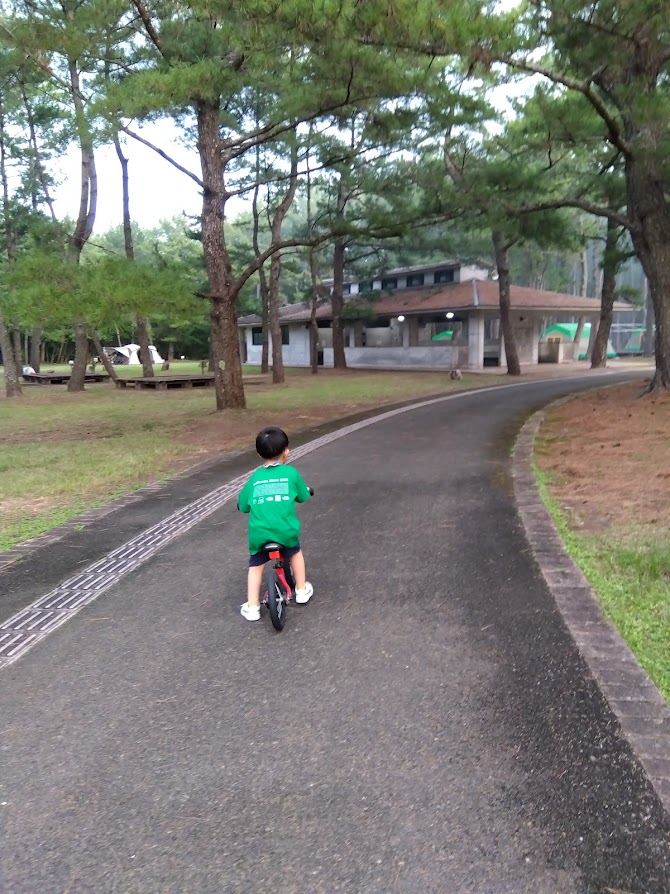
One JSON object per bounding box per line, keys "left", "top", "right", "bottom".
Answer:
{"left": 265, "top": 548, "right": 293, "bottom": 603}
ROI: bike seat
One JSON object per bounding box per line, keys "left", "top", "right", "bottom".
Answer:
{"left": 263, "top": 542, "right": 285, "bottom": 551}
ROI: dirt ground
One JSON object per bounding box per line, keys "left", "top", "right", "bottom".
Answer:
{"left": 171, "top": 405, "right": 374, "bottom": 467}
{"left": 536, "top": 380, "right": 670, "bottom": 539}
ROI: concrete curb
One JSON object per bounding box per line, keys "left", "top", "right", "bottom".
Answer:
{"left": 513, "top": 405, "right": 670, "bottom": 817}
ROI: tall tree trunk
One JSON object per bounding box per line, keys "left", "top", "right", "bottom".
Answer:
{"left": 0, "top": 91, "right": 21, "bottom": 397}
{"left": 0, "top": 316, "right": 21, "bottom": 397}
{"left": 268, "top": 253, "right": 285, "bottom": 384}
{"left": 197, "top": 98, "right": 245, "bottom": 410}
{"left": 643, "top": 280, "right": 655, "bottom": 357}
{"left": 310, "top": 306, "right": 319, "bottom": 374}
{"left": 331, "top": 178, "right": 348, "bottom": 370}
{"left": 136, "top": 318, "right": 153, "bottom": 377}
{"left": 20, "top": 82, "right": 57, "bottom": 222}
{"left": 331, "top": 236, "right": 347, "bottom": 369}
{"left": 162, "top": 341, "right": 174, "bottom": 370}
{"left": 308, "top": 246, "right": 321, "bottom": 375}
{"left": 71, "top": 321, "right": 89, "bottom": 379}
{"left": 572, "top": 250, "right": 588, "bottom": 356}
{"left": 112, "top": 130, "right": 154, "bottom": 380}
{"left": 306, "top": 139, "right": 320, "bottom": 376}
{"left": 30, "top": 326, "right": 41, "bottom": 372}
{"left": 626, "top": 161, "right": 670, "bottom": 391}
{"left": 579, "top": 242, "right": 588, "bottom": 297}
{"left": 67, "top": 58, "right": 97, "bottom": 393}
{"left": 91, "top": 329, "right": 119, "bottom": 383}
{"left": 261, "top": 287, "right": 270, "bottom": 373}
{"left": 12, "top": 325, "right": 23, "bottom": 369}
{"left": 591, "top": 220, "right": 619, "bottom": 369}
{"left": 573, "top": 317, "right": 586, "bottom": 353}
{"left": 113, "top": 134, "right": 134, "bottom": 262}
{"left": 584, "top": 318, "right": 597, "bottom": 362}
{"left": 572, "top": 231, "right": 589, "bottom": 358}
{"left": 268, "top": 134, "right": 299, "bottom": 385}
{"left": 251, "top": 148, "right": 271, "bottom": 374}
{"left": 492, "top": 231, "right": 521, "bottom": 376}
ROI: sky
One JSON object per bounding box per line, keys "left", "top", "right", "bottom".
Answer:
{"left": 50, "top": 26, "right": 533, "bottom": 237}
{"left": 51, "top": 120, "right": 225, "bottom": 234}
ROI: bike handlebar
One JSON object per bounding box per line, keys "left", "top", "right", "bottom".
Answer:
{"left": 308, "top": 486, "right": 315, "bottom": 496}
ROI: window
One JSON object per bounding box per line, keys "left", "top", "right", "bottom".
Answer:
{"left": 381, "top": 277, "right": 397, "bottom": 290}
{"left": 343, "top": 283, "right": 351, "bottom": 295}
{"left": 252, "top": 326, "right": 289, "bottom": 345}
{"left": 358, "top": 280, "right": 374, "bottom": 293}
{"left": 406, "top": 273, "right": 425, "bottom": 287}
{"left": 434, "top": 268, "right": 455, "bottom": 284}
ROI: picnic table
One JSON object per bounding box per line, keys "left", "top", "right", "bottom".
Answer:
{"left": 22, "top": 372, "right": 109, "bottom": 385}
{"left": 114, "top": 374, "right": 269, "bottom": 391}
{"left": 115, "top": 374, "right": 214, "bottom": 390}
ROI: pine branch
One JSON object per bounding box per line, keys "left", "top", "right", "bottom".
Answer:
{"left": 505, "top": 58, "right": 630, "bottom": 156}
{"left": 517, "top": 197, "right": 633, "bottom": 230}
{"left": 122, "top": 126, "right": 204, "bottom": 187}
{"left": 131, "top": 0, "right": 164, "bottom": 54}
{"left": 0, "top": 21, "right": 85, "bottom": 100}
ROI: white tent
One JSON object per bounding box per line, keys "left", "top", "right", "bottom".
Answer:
{"left": 112, "top": 343, "right": 163, "bottom": 365}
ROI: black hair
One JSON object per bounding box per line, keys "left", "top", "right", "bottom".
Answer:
{"left": 256, "top": 427, "right": 289, "bottom": 460}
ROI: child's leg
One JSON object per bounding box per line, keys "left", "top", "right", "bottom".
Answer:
{"left": 291, "top": 550, "right": 313, "bottom": 604}
{"left": 247, "top": 564, "right": 264, "bottom": 608}
{"left": 289, "top": 550, "right": 306, "bottom": 590}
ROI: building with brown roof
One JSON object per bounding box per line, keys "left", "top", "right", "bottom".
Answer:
{"left": 238, "top": 261, "right": 633, "bottom": 370}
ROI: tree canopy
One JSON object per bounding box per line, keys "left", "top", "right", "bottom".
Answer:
{"left": 0, "top": 0, "right": 665, "bottom": 401}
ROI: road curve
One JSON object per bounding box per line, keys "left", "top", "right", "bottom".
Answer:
{"left": 1, "top": 372, "right": 668, "bottom": 894}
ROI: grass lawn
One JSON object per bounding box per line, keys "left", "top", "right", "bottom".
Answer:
{"left": 535, "top": 382, "right": 670, "bottom": 701}
{"left": 0, "top": 365, "right": 488, "bottom": 551}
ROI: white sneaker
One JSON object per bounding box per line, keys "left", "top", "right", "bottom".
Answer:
{"left": 240, "top": 602, "right": 261, "bottom": 621}
{"left": 295, "top": 582, "right": 314, "bottom": 604}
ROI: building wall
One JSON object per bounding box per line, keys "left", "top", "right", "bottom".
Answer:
{"left": 324, "top": 346, "right": 461, "bottom": 370}
{"left": 516, "top": 317, "right": 540, "bottom": 363}
{"left": 500, "top": 317, "right": 541, "bottom": 366}
{"left": 244, "top": 325, "right": 310, "bottom": 366}
{"left": 343, "top": 263, "right": 489, "bottom": 295}
{"left": 361, "top": 324, "right": 401, "bottom": 348}
{"left": 244, "top": 313, "right": 538, "bottom": 370}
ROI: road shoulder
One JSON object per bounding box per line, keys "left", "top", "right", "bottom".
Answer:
{"left": 513, "top": 407, "right": 670, "bottom": 816}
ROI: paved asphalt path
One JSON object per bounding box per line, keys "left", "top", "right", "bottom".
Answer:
{"left": 2, "top": 373, "right": 669, "bottom": 894}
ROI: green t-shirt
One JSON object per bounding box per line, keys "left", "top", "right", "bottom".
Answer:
{"left": 238, "top": 463, "right": 311, "bottom": 554}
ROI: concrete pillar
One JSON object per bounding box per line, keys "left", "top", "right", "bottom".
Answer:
{"left": 531, "top": 318, "right": 540, "bottom": 364}
{"left": 353, "top": 321, "right": 365, "bottom": 347}
{"left": 408, "top": 316, "right": 419, "bottom": 347}
{"left": 468, "top": 315, "right": 485, "bottom": 369}
{"left": 402, "top": 321, "right": 410, "bottom": 348}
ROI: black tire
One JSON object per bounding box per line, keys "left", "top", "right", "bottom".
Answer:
{"left": 266, "top": 566, "right": 286, "bottom": 631}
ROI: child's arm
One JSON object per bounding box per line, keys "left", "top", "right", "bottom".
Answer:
{"left": 293, "top": 469, "right": 312, "bottom": 503}
{"left": 237, "top": 480, "right": 252, "bottom": 513}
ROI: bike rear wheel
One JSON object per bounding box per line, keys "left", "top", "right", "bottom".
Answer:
{"left": 266, "top": 566, "right": 286, "bottom": 631}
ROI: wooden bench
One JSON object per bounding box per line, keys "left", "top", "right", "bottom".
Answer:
{"left": 23, "top": 372, "right": 109, "bottom": 385}
{"left": 115, "top": 374, "right": 215, "bottom": 390}
{"left": 115, "top": 373, "right": 270, "bottom": 390}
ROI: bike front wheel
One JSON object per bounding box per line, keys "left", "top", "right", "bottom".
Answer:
{"left": 266, "top": 566, "right": 286, "bottom": 631}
